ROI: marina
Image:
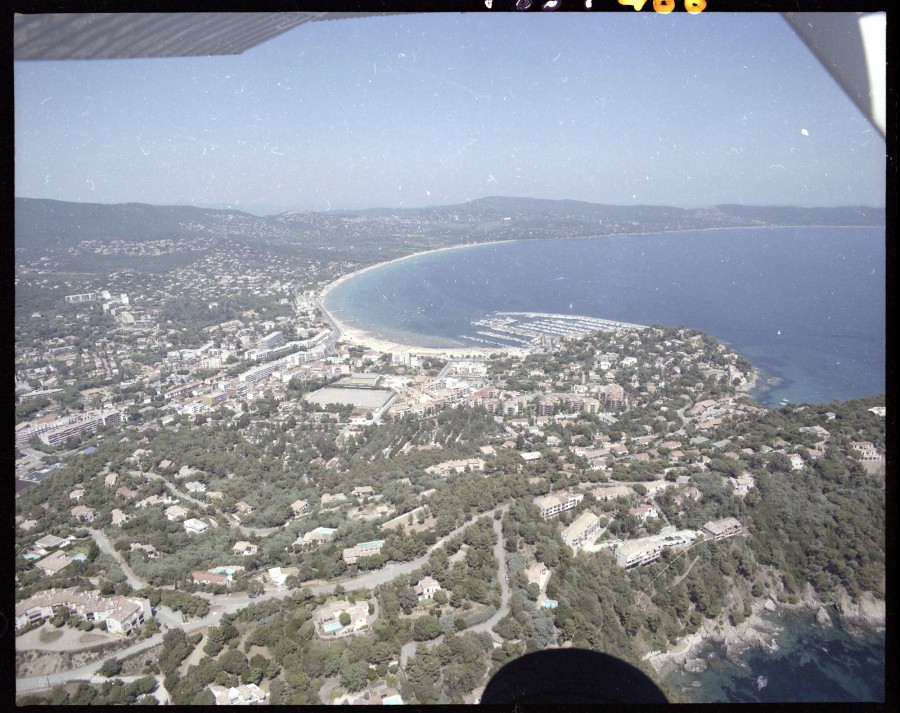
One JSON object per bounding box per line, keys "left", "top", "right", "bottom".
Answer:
{"left": 467, "top": 311, "right": 648, "bottom": 348}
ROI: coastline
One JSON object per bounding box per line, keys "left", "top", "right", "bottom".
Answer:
{"left": 644, "top": 582, "right": 886, "bottom": 685}
{"left": 319, "top": 239, "right": 526, "bottom": 357}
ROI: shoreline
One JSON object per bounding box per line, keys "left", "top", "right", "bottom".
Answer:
{"left": 644, "top": 582, "right": 886, "bottom": 684}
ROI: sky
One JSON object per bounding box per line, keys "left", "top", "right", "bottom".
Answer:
{"left": 14, "top": 12, "right": 886, "bottom": 215}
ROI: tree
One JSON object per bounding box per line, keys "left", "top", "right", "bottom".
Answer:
{"left": 339, "top": 611, "right": 351, "bottom": 627}
{"left": 412, "top": 615, "right": 442, "bottom": 641}
{"left": 98, "top": 657, "right": 123, "bottom": 677}
{"left": 219, "top": 648, "right": 248, "bottom": 676}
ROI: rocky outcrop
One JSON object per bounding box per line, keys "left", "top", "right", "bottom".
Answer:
{"left": 834, "top": 589, "right": 885, "bottom": 632}
{"left": 815, "top": 606, "right": 833, "bottom": 628}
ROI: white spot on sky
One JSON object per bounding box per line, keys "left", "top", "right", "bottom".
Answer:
{"left": 41, "top": 97, "right": 52, "bottom": 104}
{"left": 801, "top": 128, "right": 809, "bottom": 136}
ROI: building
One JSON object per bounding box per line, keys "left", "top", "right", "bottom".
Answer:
{"left": 15, "top": 587, "right": 150, "bottom": 635}
{"left": 70, "top": 505, "right": 97, "bottom": 522}
{"left": 525, "top": 561, "right": 551, "bottom": 592}
{"left": 614, "top": 541, "right": 662, "bottom": 569}
{"left": 702, "top": 517, "right": 743, "bottom": 542}
{"left": 414, "top": 576, "right": 442, "bottom": 601}
{"left": 291, "top": 499, "right": 311, "bottom": 516}
{"left": 35, "top": 550, "right": 72, "bottom": 575}
{"left": 234, "top": 500, "right": 253, "bottom": 515}
{"left": 192, "top": 571, "right": 230, "bottom": 586}
{"left": 629, "top": 504, "right": 658, "bottom": 521}
{"left": 534, "top": 490, "right": 584, "bottom": 519}
{"left": 317, "top": 599, "right": 369, "bottom": 632}
{"left": 232, "top": 541, "right": 258, "bottom": 556}
{"left": 425, "top": 458, "right": 486, "bottom": 477}
{"left": 591, "top": 485, "right": 632, "bottom": 502}
{"left": 257, "top": 331, "right": 285, "bottom": 350}
{"left": 36, "top": 409, "right": 122, "bottom": 447}
{"left": 64, "top": 292, "right": 99, "bottom": 303}
{"left": 208, "top": 683, "right": 268, "bottom": 705}
{"left": 342, "top": 540, "right": 384, "bottom": 564}
{"left": 184, "top": 518, "right": 209, "bottom": 534}
{"left": 301, "top": 526, "right": 337, "bottom": 545}
{"left": 560, "top": 511, "right": 603, "bottom": 552}
{"left": 165, "top": 504, "right": 189, "bottom": 521}
{"left": 352, "top": 485, "right": 375, "bottom": 499}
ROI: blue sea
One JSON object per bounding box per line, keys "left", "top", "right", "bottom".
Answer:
{"left": 667, "top": 613, "right": 886, "bottom": 704}
{"left": 325, "top": 226, "right": 885, "bottom": 407}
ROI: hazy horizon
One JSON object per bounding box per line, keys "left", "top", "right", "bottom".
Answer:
{"left": 15, "top": 13, "right": 885, "bottom": 212}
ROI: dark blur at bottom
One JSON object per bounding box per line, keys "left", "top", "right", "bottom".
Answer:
{"left": 480, "top": 649, "right": 668, "bottom": 705}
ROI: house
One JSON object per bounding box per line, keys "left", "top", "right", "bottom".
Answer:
{"left": 208, "top": 683, "right": 268, "bottom": 705}
{"left": 70, "top": 505, "right": 97, "bottom": 522}
{"left": 342, "top": 540, "right": 385, "bottom": 564}
{"left": 591, "top": 485, "right": 632, "bottom": 502}
{"left": 789, "top": 454, "right": 805, "bottom": 470}
{"left": 321, "top": 493, "right": 347, "bottom": 506}
{"left": 232, "top": 541, "right": 258, "bottom": 556}
{"left": 183, "top": 518, "right": 209, "bottom": 534}
{"left": 629, "top": 504, "right": 658, "bottom": 521}
{"left": 728, "top": 473, "right": 755, "bottom": 496}
{"left": 534, "top": 490, "right": 584, "bottom": 519}
{"left": 110, "top": 509, "right": 131, "bottom": 526}
{"left": 525, "top": 561, "right": 551, "bottom": 592}
{"left": 560, "top": 511, "right": 603, "bottom": 552}
{"left": 116, "top": 486, "right": 137, "bottom": 500}
{"left": 136, "top": 494, "right": 175, "bottom": 509}
{"left": 130, "top": 543, "right": 158, "bottom": 559}
{"left": 614, "top": 540, "right": 662, "bottom": 569}
{"left": 414, "top": 576, "right": 442, "bottom": 601}
{"left": 234, "top": 500, "right": 253, "bottom": 515}
{"left": 300, "top": 526, "right": 338, "bottom": 545}
{"left": 268, "top": 566, "right": 299, "bottom": 587}
{"left": 69, "top": 488, "right": 85, "bottom": 501}
{"left": 34, "top": 534, "right": 67, "bottom": 550}
{"left": 165, "top": 504, "right": 189, "bottom": 521}
{"left": 193, "top": 571, "right": 230, "bottom": 586}
{"left": 35, "top": 550, "right": 72, "bottom": 575}
{"left": 520, "top": 451, "right": 542, "bottom": 462}
{"left": 702, "top": 517, "right": 743, "bottom": 542}
{"left": 291, "top": 499, "right": 311, "bottom": 516}
{"left": 104, "top": 473, "right": 118, "bottom": 487}
{"left": 184, "top": 481, "right": 207, "bottom": 493}
{"left": 317, "top": 599, "right": 369, "bottom": 632}
{"left": 352, "top": 485, "right": 375, "bottom": 499}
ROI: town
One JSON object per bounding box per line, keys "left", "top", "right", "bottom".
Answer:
{"left": 15, "top": 200, "right": 886, "bottom": 705}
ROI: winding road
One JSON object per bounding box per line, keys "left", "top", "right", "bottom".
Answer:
{"left": 17, "top": 503, "right": 511, "bottom": 695}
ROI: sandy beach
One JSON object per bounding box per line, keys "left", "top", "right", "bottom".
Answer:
{"left": 318, "top": 241, "right": 529, "bottom": 358}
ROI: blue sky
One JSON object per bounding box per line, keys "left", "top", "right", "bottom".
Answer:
{"left": 15, "top": 12, "right": 885, "bottom": 214}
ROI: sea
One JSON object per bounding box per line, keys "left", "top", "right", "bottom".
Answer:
{"left": 325, "top": 225, "right": 886, "bottom": 703}
{"left": 666, "top": 612, "right": 886, "bottom": 703}
{"left": 325, "top": 226, "right": 885, "bottom": 408}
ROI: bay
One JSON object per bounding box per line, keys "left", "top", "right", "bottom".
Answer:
{"left": 325, "top": 227, "right": 885, "bottom": 407}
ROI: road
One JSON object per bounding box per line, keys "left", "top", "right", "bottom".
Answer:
{"left": 400, "top": 511, "right": 510, "bottom": 666}
{"left": 87, "top": 528, "right": 148, "bottom": 591}
{"left": 17, "top": 503, "right": 511, "bottom": 694}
